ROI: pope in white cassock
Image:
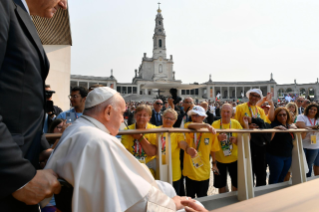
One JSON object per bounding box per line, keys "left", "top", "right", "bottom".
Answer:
{"left": 42, "top": 87, "right": 206, "bottom": 212}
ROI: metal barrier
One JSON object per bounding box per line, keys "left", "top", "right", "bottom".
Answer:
{"left": 45, "top": 128, "right": 316, "bottom": 204}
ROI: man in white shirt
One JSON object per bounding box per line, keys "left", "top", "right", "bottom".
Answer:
{"left": 43, "top": 87, "right": 196, "bottom": 212}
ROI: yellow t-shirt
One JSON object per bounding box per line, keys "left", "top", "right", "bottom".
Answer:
{"left": 182, "top": 122, "right": 220, "bottom": 181}
{"left": 235, "top": 102, "right": 267, "bottom": 127}
{"left": 121, "top": 123, "right": 158, "bottom": 164}
{"left": 160, "top": 132, "right": 185, "bottom": 182}
{"left": 212, "top": 119, "right": 243, "bottom": 163}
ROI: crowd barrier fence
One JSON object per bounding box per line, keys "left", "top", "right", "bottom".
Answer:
{"left": 45, "top": 128, "right": 317, "bottom": 207}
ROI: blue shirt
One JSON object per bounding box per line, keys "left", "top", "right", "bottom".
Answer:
{"left": 57, "top": 108, "right": 82, "bottom": 123}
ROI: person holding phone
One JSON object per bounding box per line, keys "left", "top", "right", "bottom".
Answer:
{"left": 57, "top": 87, "right": 88, "bottom": 123}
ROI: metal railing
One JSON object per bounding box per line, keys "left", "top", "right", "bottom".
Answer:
{"left": 45, "top": 128, "right": 316, "bottom": 202}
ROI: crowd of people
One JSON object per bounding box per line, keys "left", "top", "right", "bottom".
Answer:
{"left": 119, "top": 88, "right": 319, "bottom": 197}
{"left": 16, "top": 80, "right": 319, "bottom": 211}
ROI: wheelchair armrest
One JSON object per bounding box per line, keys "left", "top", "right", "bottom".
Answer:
{"left": 55, "top": 178, "right": 73, "bottom": 212}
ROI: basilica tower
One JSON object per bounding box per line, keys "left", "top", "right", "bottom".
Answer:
{"left": 152, "top": 6, "right": 166, "bottom": 59}
{"left": 136, "top": 5, "right": 177, "bottom": 83}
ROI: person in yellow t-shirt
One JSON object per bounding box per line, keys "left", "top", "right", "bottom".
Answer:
{"left": 160, "top": 109, "right": 197, "bottom": 195}
{"left": 212, "top": 103, "right": 249, "bottom": 193}
{"left": 234, "top": 88, "right": 270, "bottom": 187}
{"left": 121, "top": 104, "right": 158, "bottom": 176}
{"left": 183, "top": 106, "right": 219, "bottom": 198}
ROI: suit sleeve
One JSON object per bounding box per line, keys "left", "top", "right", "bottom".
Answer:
{"left": 0, "top": 116, "right": 36, "bottom": 198}
{"left": 0, "top": 0, "right": 10, "bottom": 69}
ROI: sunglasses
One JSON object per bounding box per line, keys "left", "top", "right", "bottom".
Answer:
{"left": 277, "top": 113, "right": 287, "bottom": 117}
{"left": 155, "top": 102, "right": 163, "bottom": 105}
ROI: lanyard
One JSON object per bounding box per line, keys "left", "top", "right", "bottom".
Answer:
{"left": 193, "top": 133, "right": 202, "bottom": 150}
{"left": 220, "top": 120, "right": 231, "bottom": 129}
{"left": 308, "top": 117, "right": 316, "bottom": 126}
{"left": 133, "top": 124, "right": 146, "bottom": 156}
{"left": 161, "top": 135, "right": 166, "bottom": 151}
{"left": 134, "top": 140, "right": 143, "bottom": 155}
{"left": 308, "top": 117, "right": 317, "bottom": 135}
{"left": 247, "top": 103, "right": 259, "bottom": 118}
{"left": 220, "top": 120, "right": 232, "bottom": 138}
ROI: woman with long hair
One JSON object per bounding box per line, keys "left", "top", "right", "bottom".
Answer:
{"left": 266, "top": 107, "right": 297, "bottom": 184}
{"left": 296, "top": 103, "right": 319, "bottom": 177}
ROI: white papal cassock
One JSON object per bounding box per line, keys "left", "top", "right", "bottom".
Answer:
{"left": 42, "top": 115, "right": 176, "bottom": 211}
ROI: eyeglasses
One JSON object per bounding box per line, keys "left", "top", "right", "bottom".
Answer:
{"left": 163, "top": 117, "right": 175, "bottom": 121}
{"left": 277, "top": 113, "right": 287, "bottom": 117}
{"left": 297, "top": 100, "right": 304, "bottom": 103}
{"left": 155, "top": 102, "right": 163, "bottom": 105}
{"left": 68, "top": 95, "right": 80, "bottom": 99}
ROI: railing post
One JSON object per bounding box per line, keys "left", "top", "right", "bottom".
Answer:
{"left": 237, "top": 133, "right": 254, "bottom": 201}
{"left": 156, "top": 133, "right": 163, "bottom": 180}
{"left": 167, "top": 133, "right": 173, "bottom": 184}
{"left": 291, "top": 132, "right": 307, "bottom": 184}
{"left": 156, "top": 132, "right": 173, "bottom": 184}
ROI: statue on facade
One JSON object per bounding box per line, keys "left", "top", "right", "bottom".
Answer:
{"left": 135, "top": 69, "right": 137, "bottom": 77}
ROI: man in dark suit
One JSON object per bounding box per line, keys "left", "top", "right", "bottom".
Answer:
{"left": 296, "top": 97, "right": 305, "bottom": 114}
{"left": 0, "top": 0, "right": 67, "bottom": 211}
{"left": 150, "top": 99, "right": 163, "bottom": 126}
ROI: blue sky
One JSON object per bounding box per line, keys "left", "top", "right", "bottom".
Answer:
{"left": 68, "top": 0, "right": 319, "bottom": 84}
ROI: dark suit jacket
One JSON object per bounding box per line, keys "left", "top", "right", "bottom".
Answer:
{"left": 204, "top": 110, "right": 214, "bottom": 125}
{"left": 150, "top": 109, "right": 163, "bottom": 126}
{"left": 0, "top": 0, "right": 50, "bottom": 210}
{"left": 127, "top": 110, "right": 135, "bottom": 126}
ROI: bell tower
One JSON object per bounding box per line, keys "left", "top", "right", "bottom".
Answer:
{"left": 152, "top": 3, "right": 166, "bottom": 59}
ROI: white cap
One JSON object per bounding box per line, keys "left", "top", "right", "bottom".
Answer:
{"left": 246, "top": 88, "right": 263, "bottom": 99}
{"left": 187, "top": 106, "right": 207, "bottom": 117}
{"left": 85, "top": 87, "right": 117, "bottom": 109}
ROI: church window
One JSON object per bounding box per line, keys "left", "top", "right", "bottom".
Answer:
{"left": 182, "top": 90, "right": 186, "bottom": 95}
{"left": 159, "top": 21, "right": 161, "bottom": 25}
{"left": 159, "top": 29, "right": 162, "bottom": 32}
{"left": 159, "top": 39, "right": 162, "bottom": 48}
{"left": 159, "top": 64, "right": 163, "bottom": 73}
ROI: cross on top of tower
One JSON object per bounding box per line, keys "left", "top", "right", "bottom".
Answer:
{"left": 157, "top": 2, "right": 162, "bottom": 13}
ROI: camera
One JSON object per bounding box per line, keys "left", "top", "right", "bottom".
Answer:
{"left": 45, "top": 90, "right": 55, "bottom": 99}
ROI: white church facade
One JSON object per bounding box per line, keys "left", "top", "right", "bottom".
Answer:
{"left": 70, "top": 7, "right": 319, "bottom": 101}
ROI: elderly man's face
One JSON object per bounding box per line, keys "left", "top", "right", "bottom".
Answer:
{"left": 221, "top": 105, "right": 232, "bottom": 121}
{"left": 26, "top": 0, "right": 67, "bottom": 18}
{"left": 108, "top": 96, "right": 125, "bottom": 135}
{"left": 249, "top": 93, "right": 261, "bottom": 105}
{"left": 183, "top": 98, "right": 193, "bottom": 111}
